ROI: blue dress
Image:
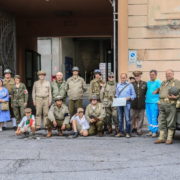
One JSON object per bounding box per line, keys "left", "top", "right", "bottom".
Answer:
{"left": 0, "top": 87, "right": 10, "bottom": 122}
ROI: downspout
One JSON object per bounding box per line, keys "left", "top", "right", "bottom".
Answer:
{"left": 109, "top": 0, "right": 118, "bottom": 81}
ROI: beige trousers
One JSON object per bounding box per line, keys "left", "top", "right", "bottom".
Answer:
{"left": 35, "top": 97, "right": 49, "bottom": 128}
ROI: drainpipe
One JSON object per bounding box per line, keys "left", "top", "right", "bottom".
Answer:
{"left": 109, "top": 0, "right": 118, "bottom": 81}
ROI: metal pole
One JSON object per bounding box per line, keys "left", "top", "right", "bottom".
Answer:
{"left": 112, "top": 0, "right": 117, "bottom": 81}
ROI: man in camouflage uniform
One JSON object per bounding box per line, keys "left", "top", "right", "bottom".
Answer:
{"left": 32, "top": 71, "right": 52, "bottom": 130}
{"left": 89, "top": 69, "right": 104, "bottom": 99}
{"left": 46, "top": 96, "right": 70, "bottom": 137}
{"left": 85, "top": 95, "right": 106, "bottom": 136}
{"left": 100, "top": 72, "right": 118, "bottom": 134}
{"left": 131, "top": 71, "right": 147, "bottom": 135}
{"left": 155, "top": 69, "right": 180, "bottom": 144}
{"left": 66, "top": 67, "right": 86, "bottom": 117}
{"left": 51, "top": 72, "right": 66, "bottom": 102}
{"left": 11, "top": 75, "right": 28, "bottom": 126}
{"left": 3, "top": 69, "right": 15, "bottom": 129}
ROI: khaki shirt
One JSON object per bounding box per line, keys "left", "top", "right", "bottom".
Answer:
{"left": 3, "top": 78, "right": 15, "bottom": 95}
{"left": 51, "top": 80, "right": 67, "bottom": 101}
{"left": 89, "top": 78, "right": 104, "bottom": 98}
{"left": 66, "top": 76, "right": 86, "bottom": 100}
{"left": 159, "top": 79, "right": 180, "bottom": 104}
{"left": 32, "top": 80, "right": 52, "bottom": 104}
{"left": 100, "top": 81, "right": 116, "bottom": 107}
{"left": 85, "top": 102, "right": 106, "bottom": 122}
{"left": 48, "top": 104, "right": 70, "bottom": 124}
{"left": 11, "top": 83, "right": 28, "bottom": 106}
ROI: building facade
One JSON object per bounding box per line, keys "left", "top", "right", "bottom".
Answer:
{"left": 0, "top": 0, "right": 180, "bottom": 82}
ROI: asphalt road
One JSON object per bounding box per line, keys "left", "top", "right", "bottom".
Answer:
{"left": 0, "top": 129, "right": 180, "bottom": 180}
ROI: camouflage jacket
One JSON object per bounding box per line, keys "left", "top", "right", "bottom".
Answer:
{"left": 3, "top": 78, "right": 15, "bottom": 95}
{"left": 11, "top": 83, "right": 28, "bottom": 106}
{"left": 100, "top": 81, "right": 116, "bottom": 107}
{"left": 85, "top": 102, "right": 106, "bottom": 122}
{"left": 89, "top": 78, "right": 104, "bottom": 98}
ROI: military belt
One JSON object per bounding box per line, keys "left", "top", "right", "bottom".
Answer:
{"left": 36, "top": 96, "right": 49, "bottom": 99}
{"left": 159, "top": 98, "right": 176, "bottom": 104}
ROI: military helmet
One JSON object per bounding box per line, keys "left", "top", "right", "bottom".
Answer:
{"left": 54, "top": 96, "right": 63, "bottom": 102}
{"left": 168, "top": 87, "right": 180, "bottom": 96}
{"left": 72, "top": 66, "right": 79, "bottom": 71}
{"left": 108, "top": 72, "right": 114, "bottom": 77}
{"left": 4, "top": 69, "right": 12, "bottom": 74}
{"left": 94, "top": 69, "right": 101, "bottom": 75}
{"left": 37, "top": 70, "right": 46, "bottom": 76}
{"left": 90, "top": 95, "right": 99, "bottom": 101}
{"left": 24, "top": 108, "right": 32, "bottom": 113}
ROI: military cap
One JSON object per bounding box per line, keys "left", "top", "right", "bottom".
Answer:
{"left": 14, "top": 75, "right": 21, "bottom": 79}
{"left": 94, "top": 69, "right": 101, "bottom": 74}
{"left": 54, "top": 96, "right": 63, "bottom": 102}
{"left": 108, "top": 72, "right": 114, "bottom": 77}
{"left": 133, "top": 71, "right": 143, "bottom": 77}
{"left": 90, "top": 95, "right": 99, "bottom": 100}
{"left": 37, "top": 70, "right": 46, "bottom": 76}
{"left": 4, "top": 69, "right": 12, "bottom": 74}
{"left": 72, "top": 66, "right": 79, "bottom": 71}
{"left": 24, "top": 108, "right": 32, "bottom": 113}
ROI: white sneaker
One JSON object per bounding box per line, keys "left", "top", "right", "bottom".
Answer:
{"left": 152, "top": 133, "right": 157, "bottom": 138}
{"left": 146, "top": 132, "right": 152, "bottom": 136}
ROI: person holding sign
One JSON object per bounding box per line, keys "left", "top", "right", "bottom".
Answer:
{"left": 115, "top": 73, "right": 136, "bottom": 138}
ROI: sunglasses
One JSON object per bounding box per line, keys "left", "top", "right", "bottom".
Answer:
{"left": 109, "top": 76, "right": 114, "bottom": 78}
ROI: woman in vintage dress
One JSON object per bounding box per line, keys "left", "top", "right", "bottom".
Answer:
{"left": 0, "top": 78, "right": 10, "bottom": 131}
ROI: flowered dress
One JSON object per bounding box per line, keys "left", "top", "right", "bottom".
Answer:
{"left": 0, "top": 87, "right": 10, "bottom": 122}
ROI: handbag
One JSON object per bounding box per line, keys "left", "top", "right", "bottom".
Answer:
{"left": 1, "top": 102, "right": 9, "bottom": 111}
{"left": 112, "top": 84, "right": 130, "bottom": 107}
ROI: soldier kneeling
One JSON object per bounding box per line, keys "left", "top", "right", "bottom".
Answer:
{"left": 46, "top": 96, "right": 70, "bottom": 137}
{"left": 85, "top": 95, "right": 106, "bottom": 137}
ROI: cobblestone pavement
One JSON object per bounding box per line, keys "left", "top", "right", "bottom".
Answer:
{"left": 0, "top": 129, "right": 180, "bottom": 180}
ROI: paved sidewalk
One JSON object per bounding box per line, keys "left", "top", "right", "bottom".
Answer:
{"left": 0, "top": 130, "right": 180, "bottom": 180}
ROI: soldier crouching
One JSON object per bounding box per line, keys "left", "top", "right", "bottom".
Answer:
{"left": 85, "top": 95, "right": 106, "bottom": 137}
{"left": 46, "top": 96, "right": 70, "bottom": 137}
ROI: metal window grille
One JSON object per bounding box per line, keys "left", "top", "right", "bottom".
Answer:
{"left": 0, "top": 11, "right": 16, "bottom": 76}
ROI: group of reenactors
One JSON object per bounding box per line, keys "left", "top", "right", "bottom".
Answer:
{"left": 2, "top": 67, "right": 180, "bottom": 144}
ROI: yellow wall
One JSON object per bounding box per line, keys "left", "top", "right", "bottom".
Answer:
{"left": 118, "top": 0, "right": 180, "bottom": 81}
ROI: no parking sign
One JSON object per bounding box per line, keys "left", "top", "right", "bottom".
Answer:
{"left": 128, "top": 50, "right": 137, "bottom": 64}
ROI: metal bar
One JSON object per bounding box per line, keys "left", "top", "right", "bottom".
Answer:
{"left": 112, "top": 0, "right": 117, "bottom": 80}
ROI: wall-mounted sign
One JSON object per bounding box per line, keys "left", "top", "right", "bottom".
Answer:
{"left": 128, "top": 50, "right": 137, "bottom": 64}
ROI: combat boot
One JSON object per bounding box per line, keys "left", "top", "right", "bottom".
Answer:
{"left": 57, "top": 128, "right": 63, "bottom": 136}
{"left": 115, "top": 126, "right": 119, "bottom": 134}
{"left": 72, "top": 132, "right": 79, "bottom": 138}
{"left": 46, "top": 129, "right": 52, "bottom": 137}
{"left": 166, "top": 129, "right": 174, "bottom": 145}
{"left": 154, "top": 131, "right": 166, "bottom": 144}
{"left": 98, "top": 131, "right": 104, "bottom": 137}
